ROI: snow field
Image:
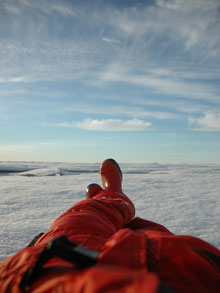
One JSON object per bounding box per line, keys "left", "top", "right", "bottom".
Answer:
{"left": 0, "top": 163, "right": 219, "bottom": 262}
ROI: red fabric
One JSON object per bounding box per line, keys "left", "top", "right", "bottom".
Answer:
{"left": 0, "top": 190, "right": 219, "bottom": 292}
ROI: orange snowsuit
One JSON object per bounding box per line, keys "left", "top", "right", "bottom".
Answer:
{"left": 0, "top": 189, "right": 219, "bottom": 292}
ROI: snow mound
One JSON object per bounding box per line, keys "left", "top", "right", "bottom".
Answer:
{"left": 13, "top": 167, "right": 61, "bottom": 177}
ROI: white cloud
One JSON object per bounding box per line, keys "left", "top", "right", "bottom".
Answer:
{"left": 0, "top": 0, "right": 219, "bottom": 122}
{"left": 3, "top": 0, "right": 76, "bottom": 17}
{"left": 107, "top": 0, "right": 220, "bottom": 57}
{"left": 56, "top": 119, "right": 152, "bottom": 131}
{"left": 0, "top": 142, "right": 56, "bottom": 153}
{"left": 49, "top": 2, "right": 76, "bottom": 17}
{"left": 1, "top": 0, "right": 219, "bottom": 85}
{"left": 156, "top": 0, "right": 182, "bottom": 10}
{"left": 133, "top": 110, "right": 178, "bottom": 120}
{"left": 135, "top": 96, "right": 220, "bottom": 117}
{"left": 189, "top": 112, "right": 220, "bottom": 132}
{"left": 3, "top": 3, "right": 21, "bottom": 14}
{"left": 97, "top": 64, "right": 219, "bottom": 102}
{"left": 102, "top": 37, "right": 121, "bottom": 44}
{"left": 0, "top": 76, "right": 29, "bottom": 83}
{"left": 43, "top": 100, "right": 177, "bottom": 120}
{"left": 0, "top": 145, "right": 26, "bottom": 153}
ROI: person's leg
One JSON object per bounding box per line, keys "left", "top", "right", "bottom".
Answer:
{"left": 35, "top": 159, "right": 135, "bottom": 250}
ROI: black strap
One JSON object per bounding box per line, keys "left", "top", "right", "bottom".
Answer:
{"left": 198, "top": 249, "right": 220, "bottom": 269}
{"left": 27, "top": 232, "right": 44, "bottom": 247}
{"left": 158, "top": 284, "right": 173, "bottom": 292}
{"left": 20, "top": 235, "right": 99, "bottom": 292}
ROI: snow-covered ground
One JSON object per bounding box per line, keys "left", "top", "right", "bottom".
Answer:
{"left": 0, "top": 161, "right": 219, "bottom": 262}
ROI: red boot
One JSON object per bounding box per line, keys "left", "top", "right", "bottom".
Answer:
{"left": 100, "top": 159, "right": 123, "bottom": 193}
{"left": 86, "top": 183, "right": 103, "bottom": 199}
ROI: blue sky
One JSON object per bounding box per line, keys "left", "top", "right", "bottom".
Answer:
{"left": 0, "top": 0, "right": 220, "bottom": 163}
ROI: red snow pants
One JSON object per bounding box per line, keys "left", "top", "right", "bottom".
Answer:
{"left": 0, "top": 190, "right": 219, "bottom": 292}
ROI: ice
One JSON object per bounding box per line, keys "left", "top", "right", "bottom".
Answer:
{"left": 0, "top": 162, "right": 220, "bottom": 262}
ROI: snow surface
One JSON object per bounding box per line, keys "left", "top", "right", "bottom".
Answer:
{"left": 0, "top": 161, "right": 220, "bottom": 262}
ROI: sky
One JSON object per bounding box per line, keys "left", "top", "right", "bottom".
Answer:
{"left": 0, "top": 0, "right": 220, "bottom": 164}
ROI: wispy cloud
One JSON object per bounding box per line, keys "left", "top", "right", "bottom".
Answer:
{"left": 50, "top": 101, "right": 178, "bottom": 120}
{"left": 1, "top": 1, "right": 220, "bottom": 129}
{"left": 0, "top": 142, "right": 55, "bottom": 153}
{"left": 102, "top": 37, "right": 121, "bottom": 44}
{"left": 189, "top": 112, "right": 220, "bottom": 132}
{"left": 111, "top": 0, "right": 220, "bottom": 59}
{"left": 1, "top": 0, "right": 220, "bottom": 162}
{"left": 55, "top": 119, "right": 152, "bottom": 131}
{"left": 95, "top": 64, "right": 219, "bottom": 103}
{"left": 3, "top": 0, "right": 76, "bottom": 17}
{"left": 1, "top": 0, "right": 219, "bottom": 85}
